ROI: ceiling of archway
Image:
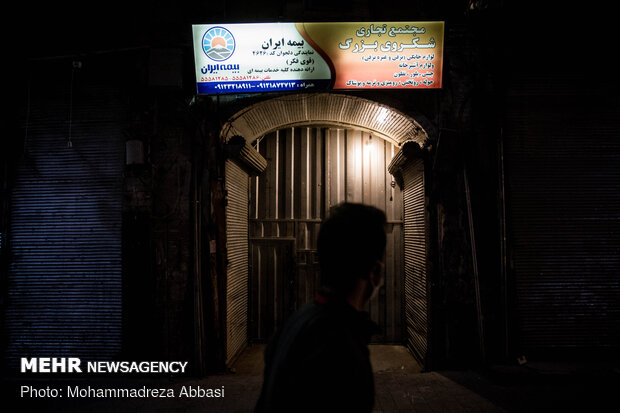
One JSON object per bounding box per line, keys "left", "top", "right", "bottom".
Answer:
{"left": 220, "top": 93, "right": 429, "bottom": 148}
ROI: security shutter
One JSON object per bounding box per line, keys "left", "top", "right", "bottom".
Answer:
{"left": 225, "top": 159, "right": 250, "bottom": 364}
{"left": 402, "top": 158, "right": 428, "bottom": 365}
{"left": 504, "top": 84, "right": 620, "bottom": 357}
{"left": 5, "top": 62, "right": 124, "bottom": 369}
{"left": 249, "top": 127, "right": 404, "bottom": 343}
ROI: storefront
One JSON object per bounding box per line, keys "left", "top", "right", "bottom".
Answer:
{"left": 192, "top": 21, "right": 444, "bottom": 368}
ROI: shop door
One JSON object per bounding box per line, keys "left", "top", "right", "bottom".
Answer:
{"left": 249, "top": 126, "right": 404, "bottom": 343}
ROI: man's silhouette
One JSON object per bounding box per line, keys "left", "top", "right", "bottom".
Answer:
{"left": 255, "top": 202, "right": 386, "bottom": 413}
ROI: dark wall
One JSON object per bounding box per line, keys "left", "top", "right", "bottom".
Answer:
{"left": 122, "top": 89, "right": 196, "bottom": 363}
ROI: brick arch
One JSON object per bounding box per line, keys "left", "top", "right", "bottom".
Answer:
{"left": 220, "top": 93, "right": 431, "bottom": 148}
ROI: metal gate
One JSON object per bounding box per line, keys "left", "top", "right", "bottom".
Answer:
{"left": 402, "top": 158, "right": 428, "bottom": 365}
{"left": 224, "top": 160, "right": 250, "bottom": 363}
{"left": 249, "top": 126, "right": 404, "bottom": 343}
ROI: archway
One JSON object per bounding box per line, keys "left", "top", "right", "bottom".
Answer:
{"left": 220, "top": 93, "right": 430, "bottom": 147}
{"left": 222, "top": 93, "right": 431, "bottom": 367}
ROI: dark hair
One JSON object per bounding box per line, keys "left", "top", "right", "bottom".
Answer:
{"left": 317, "top": 202, "right": 387, "bottom": 294}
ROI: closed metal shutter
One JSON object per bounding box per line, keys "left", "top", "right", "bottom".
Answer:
{"left": 402, "top": 158, "right": 427, "bottom": 365}
{"left": 505, "top": 88, "right": 620, "bottom": 356}
{"left": 225, "top": 160, "right": 250, "bottom": 364}
{"left": 5, "top": 65, "right": 124, "bottom": 369}
{"left": 249, "top": 127, "right": 404, "bottom": 343}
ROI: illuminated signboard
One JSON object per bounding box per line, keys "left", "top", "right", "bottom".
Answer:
{"left": 192, "top": 22, "right": 444, "bottom": 94}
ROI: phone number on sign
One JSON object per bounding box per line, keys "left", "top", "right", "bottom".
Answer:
{"left": 201, "top": 75, "right": 264, "bottom": 82}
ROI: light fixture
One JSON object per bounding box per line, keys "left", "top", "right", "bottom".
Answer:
{"left": 364, "top": 135, "right": 375, "bottom": 153}
{"left": 376, "top": 107, "right": 389, "bottom": 124}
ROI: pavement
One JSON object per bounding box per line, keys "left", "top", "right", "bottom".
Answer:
{"left": 4, "top": 344, "right": 620, "bottom": 412}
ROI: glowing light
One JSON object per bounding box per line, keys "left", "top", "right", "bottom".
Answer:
{"left": 364, "top": 136, "right": 376, "bottom": 154}
{"left": 377, "top": 108, "right": 389, "bottom": 124}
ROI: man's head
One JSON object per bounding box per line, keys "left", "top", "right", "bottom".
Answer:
{"left": 317, "top": 202, "right": 387, "bottom": 297}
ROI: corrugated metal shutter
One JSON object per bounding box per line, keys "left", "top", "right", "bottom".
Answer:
{"left": 402, "top": 158, "right": 428, "bottom": 365}
{"left": 5, "top": 66, "right": 124, "bottom": 369}
{"left": 225, "top": 160, "right": 249, "bottom": 364}
{"left": 249, "top": 239, "right": 296, "bottom": 342}
{"left": 505, "top": 88, "right": 620, "bottom": 356}
{"left": 249, "top": 127, "right": 404, "bottom": 343}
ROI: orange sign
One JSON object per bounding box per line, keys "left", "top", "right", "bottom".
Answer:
{"left": 297, "top": 22, "right": 444, "bottom": 89}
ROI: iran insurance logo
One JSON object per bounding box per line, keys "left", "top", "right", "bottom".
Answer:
{"left": 202, "top": 26, "right": 235, "bottom": 61}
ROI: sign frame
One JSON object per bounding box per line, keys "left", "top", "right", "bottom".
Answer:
{"left": 192, "top": 21, "right": 444, "bottom": 95}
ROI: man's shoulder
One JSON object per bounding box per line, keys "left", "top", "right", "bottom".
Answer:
{"left": 282, "top": 302, "right": 332, "bottom": 334}
{"left": 273, "top": 302, "right": 343, "bottom": 345}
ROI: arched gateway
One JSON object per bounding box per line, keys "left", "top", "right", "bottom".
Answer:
{"left": 221, "top": 93, "right": 430, "bottom": 146}
{"left": 221, "top": 93, "right": 432, "bottom": 367}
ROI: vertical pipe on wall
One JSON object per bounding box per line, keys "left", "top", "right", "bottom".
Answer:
{"left": 191, "top": 153, "right": 205, "bottom": 375}
{"left": 464, "top": 167, "right": 486, "bottom": 365}
{"left": 498, "top": 128, "right": 509, "bottom": 359}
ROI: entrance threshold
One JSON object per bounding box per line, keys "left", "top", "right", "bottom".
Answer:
{"left": 230, "top": 344, "right": 422, "bottom": 376}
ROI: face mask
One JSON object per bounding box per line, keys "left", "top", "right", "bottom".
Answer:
{"left": 368, "top": 264, "right": 385, "bottom": 301}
